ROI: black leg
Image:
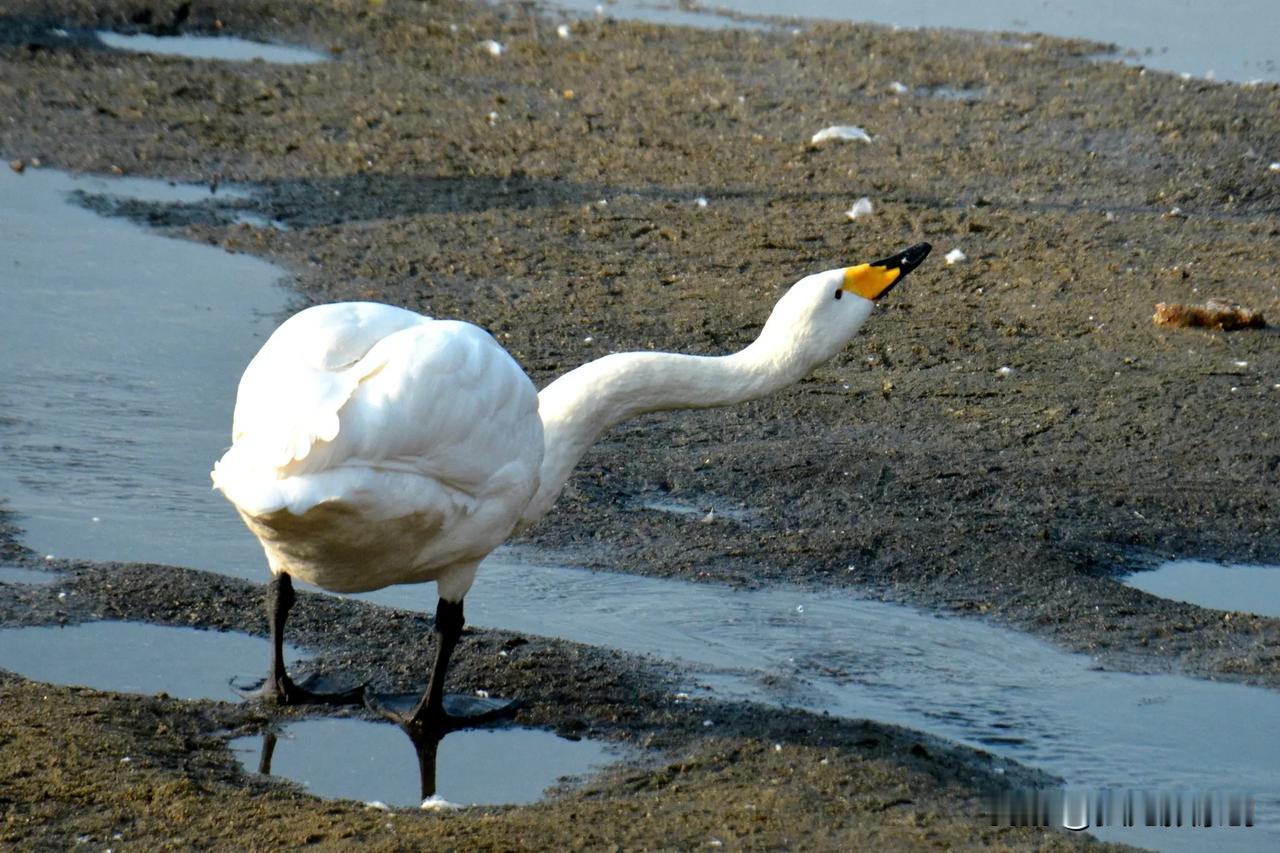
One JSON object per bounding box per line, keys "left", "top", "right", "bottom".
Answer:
{"left": 366, "top": 596, "right": 518, "bottom": 735}
{"left": 238, "top": 572, "right": 365, "bottom": 706}
{"left": 407, "top": 598, "right": 465, "bottom": 729}
{"left": 265, "top": 573, "right": 295, "bottom": 695}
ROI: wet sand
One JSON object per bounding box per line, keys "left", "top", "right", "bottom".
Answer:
{"left": 2, "top": 0, "right": 1278, "bottom": 847}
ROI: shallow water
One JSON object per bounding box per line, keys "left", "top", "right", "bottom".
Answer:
{"left": 426, "top": 555, "right": 1280, "bottom": 851}
{"left": 554, "top": 0, "right": 1280, "bottom": 82}
{"left": 0, "top": 168, "right": 287, "bottom": 573}
{"left": 0, "top": 565, "right": 61, "bottom": 585}
{"left": 3, "top": 168, "right": 1279, "bottom": 849}
{"left": 95, "top": 32, "right": 327, "bottom": 65}
{"left": 632, "top": 495, "right": 756, "bottom": 524}
{"left": 0, "top": 621, "right": 304, "bottom": 701}
{"left": 229, "top": 719, "right": 621, "bottom": 808}
{"left": 1123, "top": 560, "right": 1280, "bottom": 618}
{"left": 0, "top": 610, "right": 621, "bottom": 807}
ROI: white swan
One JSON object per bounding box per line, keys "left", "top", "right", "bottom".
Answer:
{"left": 212, "top": 242, "right": 931, "bottom": 731}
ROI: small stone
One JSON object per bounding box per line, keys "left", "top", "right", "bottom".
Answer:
{"left": 9, "top": 159, "right": 24, "bottom": 173}
{"left": 1153, "top": 299, "right": 1265, "bottom": 331}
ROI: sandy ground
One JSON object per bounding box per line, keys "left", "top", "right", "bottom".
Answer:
{"left": 2, "top": 0, "right": 1278, "bottom": 847}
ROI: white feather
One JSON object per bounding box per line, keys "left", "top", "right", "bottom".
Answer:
{"left": 213, "top": 304, "right": 542, "bottom": 594}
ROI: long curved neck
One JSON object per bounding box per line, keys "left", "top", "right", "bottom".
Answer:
{"left": 518, "top": 332, "right": 821, "bottom": 528}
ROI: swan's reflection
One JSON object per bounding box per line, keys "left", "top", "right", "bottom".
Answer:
{"left": 255, "top": 724, "right": 456, "bottom": 801}
{"left": 244, "top": 702, "right": 616, "bottom": 808}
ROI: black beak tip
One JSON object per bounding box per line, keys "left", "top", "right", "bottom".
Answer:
{"left": 900, "top": 242, "right": 932, "bottom": 273}
{"left": 870, "top": 242, "right": 932, "bottom": 282}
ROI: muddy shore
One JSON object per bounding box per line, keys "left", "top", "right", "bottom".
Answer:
{"left": 2, "top": 0, "right": 1278, "bottom": 848}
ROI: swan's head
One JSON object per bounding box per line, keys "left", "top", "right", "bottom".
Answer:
{"left": 762, "top": 242, "right": 932, "bottom": 363}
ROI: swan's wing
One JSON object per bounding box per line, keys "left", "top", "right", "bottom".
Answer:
{"left": 213, "top": 309, "right": 542, "bottom": 521}
{"left": 228, "top": 302, "right": 430, "bottom": 467}
{"left": 287, "top": 319, "right": 542, "bottom": 487}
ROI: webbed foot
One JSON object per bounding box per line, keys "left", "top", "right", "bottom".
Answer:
{"left": 233, "top": 672, "right": 366, "bottom": 707}
{"left": 364, "top": 691, "right": 520, "bottom": 735}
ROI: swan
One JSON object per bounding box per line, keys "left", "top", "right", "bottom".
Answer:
{"left": 212, "top": 242, "right": 931, "bottom": 733}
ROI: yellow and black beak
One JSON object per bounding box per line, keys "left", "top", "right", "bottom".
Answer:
{"left": 841, "top": 242, "right": 932, "bottom": 301}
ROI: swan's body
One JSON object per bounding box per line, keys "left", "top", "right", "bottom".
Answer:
{"left": 213, "top": 243, "right": 931, "bottom": 729}
{"left": 212, "top": 305, "right": 541, "bottom": 600}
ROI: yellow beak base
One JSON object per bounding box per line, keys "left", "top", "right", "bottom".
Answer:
{"left": 842, "top": 264, "right": 901, "bottom": 301}
{"left": 840, "top": 242, "right": 933, "bottom": 301}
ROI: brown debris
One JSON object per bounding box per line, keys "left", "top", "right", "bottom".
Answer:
{"left": 1153, "top": 300, "right": 1266, "bottom": 331}
{"left": 7, "top": 159, "right": 23, "bottom": 173}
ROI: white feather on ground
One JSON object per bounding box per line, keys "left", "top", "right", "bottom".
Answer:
{"left": 811, "top": 125, "right": 872, "bottom": 144}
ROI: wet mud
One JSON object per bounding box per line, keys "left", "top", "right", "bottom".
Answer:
{"left": 2, "top": 0, "right": 1278, "bottom": 847}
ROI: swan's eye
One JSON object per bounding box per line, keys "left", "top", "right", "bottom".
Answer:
{"left": 833, "top": 289, "right": 843, "bottom": 300}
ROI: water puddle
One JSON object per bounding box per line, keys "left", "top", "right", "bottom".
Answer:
{"left": 379, "top": 556, "right": 1267, "bottom": 849}
{"left": 0, "top": 565, "right": 61, "bottom": 585}
{"left": 230, "top": 719, "right": 620, "bottom": 808}
{"left": 554, "top": 0, "right": 1278, "bottom": 82}
{"left": 630, "top": 495, "right": 756, "bottom": 524}
{"left": 1123, "top": 560, "right": 1280, "bottom": 619}
{"left": 228, "top": 209, "right": 289, "bottom": 231}
{"left": 0, "top": 621, "right": 304, "bottom": 701}
{"left": 921, "top": 85, "right": 985, "bottom": 102}
{"left": 65, "top": 173, "right": 251, "bottom": 205}
{"left": 363, "top": 555, "right": 1280, "bottom": 850}
{"left": 0, "top": 167, "right": 288, "bottom": 573}
{"left": 552, "top": 1, "right": 770, "bottom": 31}
{"left": 409, "top": 558, "right": 1280, "bottom": 809}
{"left": 68, "top": 174, "right": 288, "bottom": 231}
{"left": 95, "top": 31, "right": 327, "bottom": 65}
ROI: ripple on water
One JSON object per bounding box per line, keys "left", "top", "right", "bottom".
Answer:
{"left": 0, "top": 167, "right": 288, "bottom": 574}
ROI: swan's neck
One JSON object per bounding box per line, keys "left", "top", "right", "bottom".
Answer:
{"left": 518, "top": 328, "right": 831, "bottom": 528}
